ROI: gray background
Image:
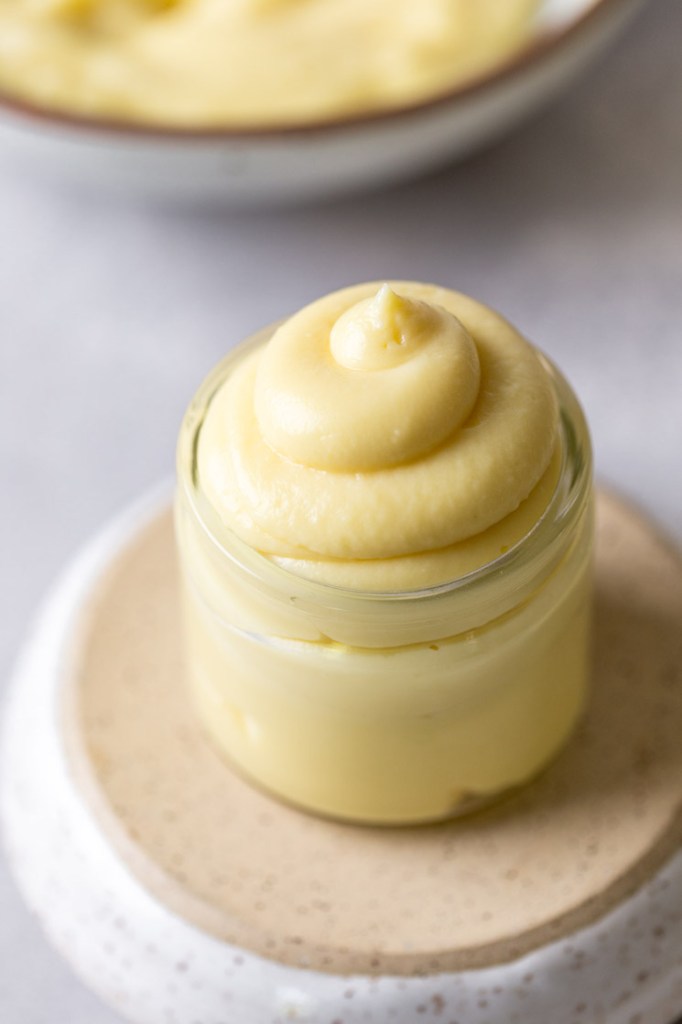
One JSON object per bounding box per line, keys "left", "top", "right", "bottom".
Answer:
{"left": 1, "top": 0, "right": 681, "bottom": 1019}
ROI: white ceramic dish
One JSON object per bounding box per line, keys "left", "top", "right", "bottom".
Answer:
{"left": 2, "top": 487, "right": 682, "bottom": 1024}
{"left": 0, "top": 0, "right": 645, "bottom": 204}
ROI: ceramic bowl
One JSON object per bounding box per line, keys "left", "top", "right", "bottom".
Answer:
{"left": 0, "top": 0, "right": 644, "bottom": 204}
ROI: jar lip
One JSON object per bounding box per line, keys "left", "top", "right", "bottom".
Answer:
{"left": 178, "top": 332, "right": 592, "bottom": 608}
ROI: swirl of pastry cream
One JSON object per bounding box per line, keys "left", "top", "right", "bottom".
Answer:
{"left": 198, "top": 282, "right": 560, "bottom": 589}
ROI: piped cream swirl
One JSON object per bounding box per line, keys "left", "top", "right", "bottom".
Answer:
{"left": 256, "top": 284, "right": 481, "bottom": 473}
{"left": 198, "top": 282, "right": 560, "bottom": 589}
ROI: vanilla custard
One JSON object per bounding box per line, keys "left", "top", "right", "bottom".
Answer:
{"left": 176, "top": 282, "right": 593, "bottom": 823}
{"left": 0, "top": 0, "right": 539, "bottom": 126}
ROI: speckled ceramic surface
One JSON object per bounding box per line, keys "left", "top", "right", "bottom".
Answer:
{"left": 2, "top": 488, "right": 682, "bottom": 1024}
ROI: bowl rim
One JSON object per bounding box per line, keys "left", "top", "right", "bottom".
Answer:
{"left": 0, "top": 0, "right": 635, "bottom": 140}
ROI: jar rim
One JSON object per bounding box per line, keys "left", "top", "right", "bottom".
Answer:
{"left": 177, "top": 325, "right": 592, "bottom": 615}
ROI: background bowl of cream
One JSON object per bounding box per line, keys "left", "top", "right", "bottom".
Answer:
{"left": 0, "top": 0, "right": 644, "bottom": 204}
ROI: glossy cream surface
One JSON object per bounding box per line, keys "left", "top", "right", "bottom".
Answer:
{"left": 177, "top": 282, "right": 592, "bottom": 823}
{"left": 198, "top": 282, "right": 560, "bottom": 590}
{"left": 0, "top": 0, "right": 539, "bottom": 126}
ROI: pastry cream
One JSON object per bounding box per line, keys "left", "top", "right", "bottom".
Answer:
{"left": 0, "top": 0, "right": 539, "bottom": 126}
{"left": 176, "top": 282, "right": 593, "bottom": 823}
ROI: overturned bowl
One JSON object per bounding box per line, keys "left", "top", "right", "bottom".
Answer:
{"left": 0, "top": 0, "right": 644, "bottom": 204}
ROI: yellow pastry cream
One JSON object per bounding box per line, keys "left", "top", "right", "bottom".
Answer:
{"left": 176, "top": 282, "right": 594, "bottom": 824}
{"left": 0, "top": 0, "right": 540, "bottom": 126}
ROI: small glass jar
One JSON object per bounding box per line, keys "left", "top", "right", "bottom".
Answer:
{"left": 176, "top": 328, "right": 593, "bottom": 825}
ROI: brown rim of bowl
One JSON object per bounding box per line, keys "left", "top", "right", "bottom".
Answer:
{"left": 0, "top": 0, "right": 638, "bottom": 140}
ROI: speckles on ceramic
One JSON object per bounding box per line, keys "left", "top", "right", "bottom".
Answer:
{"left": 59, "top": 491, "right": 682, "bottom": 977}
{"left": 1, "top": 488, "right": 682, "bottom": 1024}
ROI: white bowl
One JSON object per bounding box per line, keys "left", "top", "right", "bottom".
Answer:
{"left": 0, "top": 0, "right": 645, "bottom": 203}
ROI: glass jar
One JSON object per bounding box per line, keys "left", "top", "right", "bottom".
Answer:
{"left": 176, "top": 328, "right": 593, "bottom": 825}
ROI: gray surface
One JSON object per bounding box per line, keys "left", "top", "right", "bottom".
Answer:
{"left": 1, "top": 1, "right": 681, "bottom": 1020}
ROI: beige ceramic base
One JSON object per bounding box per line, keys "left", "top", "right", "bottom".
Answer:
{"left": 59, "top": 490, "right": 682, "bottom": 981}
{"left": 3, "top": 486, "right": 682, "bottom": 1023}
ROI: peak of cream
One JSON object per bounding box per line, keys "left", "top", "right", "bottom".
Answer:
{"left": 198, "top": 282, "right": 560, "bottom": 589}
{"left": 256, "top": 283, "right": 481, "bottom": 473}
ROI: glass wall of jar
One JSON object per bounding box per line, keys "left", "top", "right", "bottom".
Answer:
{"left": 176, "top": 330, "right": 593, "bottom": 825}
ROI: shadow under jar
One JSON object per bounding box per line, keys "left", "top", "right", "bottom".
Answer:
{"left": 176, "top": 308, "right": 593, "bottom": 826}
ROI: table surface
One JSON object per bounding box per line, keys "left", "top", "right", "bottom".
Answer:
{"left": 1, "top": 1, "right": 681, "bottom": 1021}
